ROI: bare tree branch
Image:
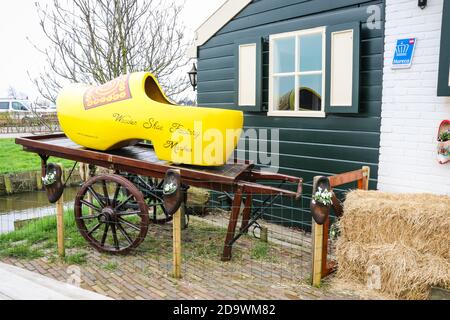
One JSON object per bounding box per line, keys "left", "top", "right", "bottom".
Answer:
{"left": 29, "top": 0, "right": 191, "bottom": 103}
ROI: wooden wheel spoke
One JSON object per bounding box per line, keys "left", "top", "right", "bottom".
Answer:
{"left": 117, "top": 210, "right": 142, "bottom": 216}
{"left": 100, "top": 224, "right": 109, "bottom": 246}
{"left": 115, "top": 194, "right": 134, "bottom": 210}
{"left": 87, "top": 223, "right": 101, "bottom": 235}
{"left": 80, "top": 200, "right": 102, "bottom": 213}
{"left": 101, "top": 180, "right": 110, "bottom": 206}
{"left": 112, "top": 183, "right": 121, "bottom": 204}
{"left": 87, "top": 186, "right": 106, "bottom": 207}
{"left": 110, "top": 224, "right": 120, "bottom": 250}
{"left": 78, "top": 213, "right": 101, "bottom": 220}
{"left": 118, "top": 217, "right": 140, "bottom": 231}
{"left": 75, "top": 174, "right": 149, "bottom": 254}
{"left": 117, "top": 223, "right": 133, "bottom": 244}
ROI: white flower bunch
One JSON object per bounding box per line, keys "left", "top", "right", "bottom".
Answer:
{"left": 163, "top": 182, "right": 177, "bottom": 195}
{"left": 42, "top": 170, "right": 57, "bottom": 186}
{"left": 312, "top": 187, "right": 333, "bottom": 206}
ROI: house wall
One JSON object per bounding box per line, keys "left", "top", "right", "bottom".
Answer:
{"left": 378, "top": 0, "right": 450, "bottom": 195}
{"left": 197, "top": 0, "right": 385, "bottom": 228}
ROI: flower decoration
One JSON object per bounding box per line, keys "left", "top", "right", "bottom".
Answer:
{"left": 312, "top": 187, "right": 333, "bottom": 206}
{"left": 41, "top": 169, "right": 57, "bottom": 186}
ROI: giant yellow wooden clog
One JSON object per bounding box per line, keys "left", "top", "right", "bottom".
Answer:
{"left": 56, "top": 72, "right": 243, "bottom": 166}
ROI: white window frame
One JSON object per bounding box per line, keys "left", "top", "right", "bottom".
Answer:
{"left": 268, "top": 27, "right": 326, "bottom": 118}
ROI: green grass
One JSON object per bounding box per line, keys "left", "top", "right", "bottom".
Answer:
{"left": 0, "top": 210, "right": 87, "bottom": 260}
{"left": 250, "top": 241, "right": 270, "bottom": 260}
{"left": 65, "top": 252, "right": 88, "bottom": 265}
{"left": 0, "top": 138, "right": 74, "bottom": 174}
{"left": 102, "top": 261, "right": 119, "bottom": 271}
{"left": 0, "top": 209, "right": 279, "bottom": 263}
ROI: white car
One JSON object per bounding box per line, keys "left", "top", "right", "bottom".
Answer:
{"left": 0, "top": 99, "right": 35, "bottom": 120}
{"left": 0, "top": 99, "right": 32, "bottom": 113}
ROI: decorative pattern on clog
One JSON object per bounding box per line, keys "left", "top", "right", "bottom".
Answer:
{"left": 83, "top": 75, "right": 132, "bottom": 109}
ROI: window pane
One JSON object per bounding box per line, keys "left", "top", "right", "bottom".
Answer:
{"left": 273, "top": 37, "right": 295, "bottom": 73}
{"left": 298, "top": 74, "right": 322, "bottom": 111}
{"left": 299, "top": 33, "right": 322, "bottom": 72}
{"left": 12, "top": 102, "right": 28, "bottom": 111}
{"left": 0, "top": 102, "right": 9, "bottom": 110}
{"left": 274, "top": 76, "right": 295, "bottom": 111}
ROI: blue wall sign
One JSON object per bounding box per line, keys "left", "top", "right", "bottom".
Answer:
{"left": 392, "top": 38, "right": 417, "bottom": 69}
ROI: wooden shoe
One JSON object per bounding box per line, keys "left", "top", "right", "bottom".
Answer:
{"left": 310, "top": 176, "right": 332, "bottom": 225}
{"left": 162, "top": 169, "right": 183, "bottom": 216}
{"left": 43, "top": 163, "right": 64, "bottom": 203}
{"left": 56, "top": 72, "right": 243, "bottom": 166}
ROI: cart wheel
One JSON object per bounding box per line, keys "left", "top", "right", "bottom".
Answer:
{"left": 147, "top": 177, "right": 174, "bottom": 224}
{"left": 123, "top": 174, "right": 173, "bottom": 225}
{"left": 74, "top": 174, "right": 149, "bottom": 254}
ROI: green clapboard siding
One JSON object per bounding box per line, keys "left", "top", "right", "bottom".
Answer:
{"left": 197, "top": 0, "right": 384, "bottom": 228}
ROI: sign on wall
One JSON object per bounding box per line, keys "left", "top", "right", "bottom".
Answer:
{"left": 392, "top": 38, "right": 417, "bottom": 69}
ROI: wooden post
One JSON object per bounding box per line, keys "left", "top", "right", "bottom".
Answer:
{"left": 36, "top": 172, "right": 43, "bottom": 190}
{"left": 4, "top": 175, "right": 12, "bottom": 194}
{"left": 362, "top": 166, "right": 370, "bottom": 190}
{"left": 260, "top": 226, "right": 268, "bottom": 243}
{"left": 311, "top": 221, "right": 324, "bottom": 287}
{"left": 172, "top": 207, "right": 182, "bottom": 279}
{"left": 82, "top": 163, "right": 94, "bottom": 215}
{"left": 56, "top": 163, "right": 65, "bottom": 258}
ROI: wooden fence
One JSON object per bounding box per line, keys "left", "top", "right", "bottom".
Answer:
{"left": 311, "top": 166, "right": 370, "bottom": 287}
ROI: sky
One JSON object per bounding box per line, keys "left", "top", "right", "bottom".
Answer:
{"left": 0, "top": 0, "right": 226, "bottom": 100}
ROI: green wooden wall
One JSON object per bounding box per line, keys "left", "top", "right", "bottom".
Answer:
{"left": 197, "top": 0, "right": 384, "bottom": 228}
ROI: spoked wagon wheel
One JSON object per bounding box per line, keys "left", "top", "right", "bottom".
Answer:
{"left": 125, "top": 174, "right": 173, "bottom": 224}
{"left": 74, "top": 174, "right": 149, "bottom": 254}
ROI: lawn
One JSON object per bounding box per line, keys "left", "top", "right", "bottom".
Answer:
{"left": 0, "top": 138, "right": 74, "bottom": 174}
{"left": 0, "top": 209, "right": 277, "bottom": 264}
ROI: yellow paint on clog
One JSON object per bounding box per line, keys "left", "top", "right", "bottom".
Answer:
{"left": 56, "top": 72, "right": 243, "bottom": 166}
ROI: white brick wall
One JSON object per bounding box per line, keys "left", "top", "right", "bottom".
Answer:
{"left": 378, "top": 0, "right": 450, "bottom": 195}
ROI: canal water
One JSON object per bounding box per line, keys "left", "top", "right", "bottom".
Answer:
{"left": 0, "top": 187, "right": 78, "bottom": 234}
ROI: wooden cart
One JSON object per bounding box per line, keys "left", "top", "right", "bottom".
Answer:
{"left": 16, "top": 134, "right": 303, "bottom": 261}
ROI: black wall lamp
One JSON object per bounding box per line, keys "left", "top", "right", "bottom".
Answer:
{"left": 418, "top": 0, "right": 427, "bottom": 9}
{"left": 188, "top": 63, "right": 198, "bottom": 91}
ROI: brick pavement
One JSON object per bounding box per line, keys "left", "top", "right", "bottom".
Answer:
{"left": 1, "top": 219, "right": 386, "bottom": 300}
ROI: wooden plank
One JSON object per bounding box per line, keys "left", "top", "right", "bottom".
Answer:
{"left": 329, "top": 169, "right": 365, "bottom": 187}
{"left": 222, "top": 185, "right": 244, "bottom": 261}
{"left": 203, "top": 4, "right": 383, "bottom": 49}
{"left": 218, "top": 0, "right": 381, "bottom": 35}
{"left": 16, "top": 135, "right": 252, "bottom": 185}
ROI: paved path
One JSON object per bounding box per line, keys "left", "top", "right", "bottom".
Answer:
{"left": 0, "top": 262, "right": 111, "bottom": 300}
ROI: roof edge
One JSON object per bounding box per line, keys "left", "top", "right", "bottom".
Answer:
{"left": 193, "top": 0, "right": 252, "bottom": 49}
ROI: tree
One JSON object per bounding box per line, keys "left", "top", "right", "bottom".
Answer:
{"left": 30, "top": 0, "right": 190, "bottom": 103}
{"left": 6, "top": 86, "right": 28, "bottom": 100}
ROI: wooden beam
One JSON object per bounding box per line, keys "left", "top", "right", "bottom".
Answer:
{"left": 329, "top": 169, "right": 364, "bottom": 188}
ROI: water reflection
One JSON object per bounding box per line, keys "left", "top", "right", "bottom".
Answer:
{"left": 0, "top": 187, "right": 78, "bottom": 234}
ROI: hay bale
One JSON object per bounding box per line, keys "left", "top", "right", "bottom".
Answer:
{"left": 336, "top": 241, "right": 450, "bottom": 299}
{"left": 336, "top": 190, "right": 450, "bottom": 299}
{"left": 340, "top": 190, "right": 450, "bottom": 259}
